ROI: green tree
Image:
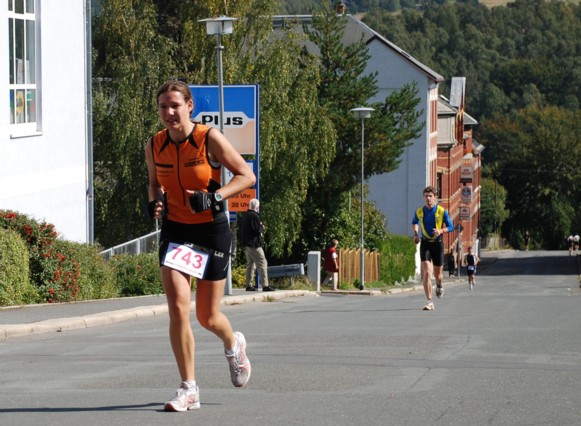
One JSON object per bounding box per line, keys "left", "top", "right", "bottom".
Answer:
{"left": 92, "top": 0, "right": 178, "bottom": 248}
{"left": 480, "top": 105, "right": 581, "bottom": 248}
{"left": 479, "top": 176, "right": 509, "bottom": 237}
{"left": 298, "top": 3, "right": 423, "bottom": 257}
{"left": 181, "top": 2, "right": 336, "bottom": 259}
{"left": 248, "top": 29, "right": 336, "bottom": 258}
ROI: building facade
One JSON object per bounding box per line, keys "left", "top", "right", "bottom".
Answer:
{"left": 0, "top": 0, "right": 91, "bottom": 242}
{"left": 274, "top": 13, "right": 483, "bottom": 275}
{"left": 344, "top": 18, "right": 445, "bottom": 237}
{"left": 437, "top": 84, "right": 483, "bottom": 264}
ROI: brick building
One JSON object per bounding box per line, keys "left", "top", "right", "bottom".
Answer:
{"left": 436, "top": 79, "right": 483, "bottom": 265}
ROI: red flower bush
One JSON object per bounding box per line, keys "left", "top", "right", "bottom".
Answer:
{"left": 0, "top": 210, "right": 81, "bottom": 303}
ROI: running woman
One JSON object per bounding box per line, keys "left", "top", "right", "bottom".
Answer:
{"left": 146, "top": 80, "right": 255, "bottom": 412}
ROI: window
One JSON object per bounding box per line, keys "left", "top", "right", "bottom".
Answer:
{"left": 8, "top": 0, "right": 39, "bottom": 133}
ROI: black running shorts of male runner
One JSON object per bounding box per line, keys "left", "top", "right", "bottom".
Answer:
{"left": 158, "top": 214, "right": 231, "bottom": 281}
{"left": 419, "top": 239, "right": 444, "bottom": 267}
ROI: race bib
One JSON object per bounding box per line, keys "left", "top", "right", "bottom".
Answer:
{"left": 162, "top": 242, "right": 211, "bottom": 279}
{"left": 467, "top": 265, "right": 475, "bottom": 271}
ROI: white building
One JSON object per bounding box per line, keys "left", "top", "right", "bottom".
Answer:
{"left": 0, "top": 0, "right": 92, "bottom": 242}
{"left": 343, "top": 17, "right": 444, "bottom": 236}
{"left": 275, "top": 14, "right": 445, "bottom": 236}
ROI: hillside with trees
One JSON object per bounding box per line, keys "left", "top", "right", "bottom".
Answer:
{"left": 361, "top": 0, "right": 581, "bottom": 249}
{"left": 277, "top": 0, "right": 520, "bottom": 15}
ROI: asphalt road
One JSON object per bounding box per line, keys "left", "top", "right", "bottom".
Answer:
{"left": 1, "top": 250, "right": 581, "bottom": 426}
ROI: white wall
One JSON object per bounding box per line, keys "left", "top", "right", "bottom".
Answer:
{"left": 0, "top": 1, "right": 89, "bottom": 242}
{"left": 365, "top": 39, "right": 431, "bottom": 237}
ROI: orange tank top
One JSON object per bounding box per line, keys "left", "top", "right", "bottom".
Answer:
{"left": 151, "top": 123, "right": 223, "bottom": 224}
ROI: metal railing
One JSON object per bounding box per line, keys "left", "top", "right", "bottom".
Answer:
{"left": 100, "top": 230, "right": 160, "bottom": 259}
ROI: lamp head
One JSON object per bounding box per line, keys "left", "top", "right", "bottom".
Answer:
{"left": 350, "top": 107, "right": 374, "bottom": 119}
{"left": 199, "top": 16, "right": 237, "bottom": 35}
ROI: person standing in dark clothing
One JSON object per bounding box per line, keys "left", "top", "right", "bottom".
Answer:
{"left": 240, "top": 199, "right": 274, "bottom": 292}
{"left": 447, "top": 248, "right": 456, "bottom": 277}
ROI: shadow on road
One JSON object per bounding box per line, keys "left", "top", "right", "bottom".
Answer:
{"left": 0, "top": 402, "right": 163, "bottom": 413}
{"left": 478, "top": 251, "right": 579, "bottom": 277}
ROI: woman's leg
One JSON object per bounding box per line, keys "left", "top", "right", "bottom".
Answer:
{"left": 196, "top": 278, "right": 251, "bottom": 388}
{"left": 195, "top": 278, "right": 236, "bottom": 350}
{"left": 162, "top": 266, "right": 195, "bottom": 382}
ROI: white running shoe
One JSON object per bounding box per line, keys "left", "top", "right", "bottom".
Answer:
{"left": 226, "top": 331, "right": 251, "bottom": 387}
{"left": 164, "top": 383, "right": 200, "bottom": 412}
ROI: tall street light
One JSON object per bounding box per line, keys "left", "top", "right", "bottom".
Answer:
{"left": 350, "top": 107, "right": 374, "bottom": 290}
{"left": 199, "top": 16, "right": 237, "bottom": 295}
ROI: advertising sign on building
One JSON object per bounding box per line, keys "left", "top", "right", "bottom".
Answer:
{"left": 190, "top": 85, "right": 258, "bottom": 155}
{"left": 461, "top": 165, "right": 473, "bottom": 182}
{"left": 461, "top": 185, "right": 472, "bottom": 204}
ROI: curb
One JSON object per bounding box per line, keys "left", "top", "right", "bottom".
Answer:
{"left": 0, "top": 290, "right": 317, "bottom": 340}
{"left": 319, "top": 285, "right": 424, "bottom": 296}
{"left": 0, "top": 281, "right": 468, "bottom": 340}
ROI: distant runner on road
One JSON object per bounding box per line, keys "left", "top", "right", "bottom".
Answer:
{"left": 462, "top": 246, "right": 479, "bottom": 290}
{"left": 412, "top": 186, "right": 454, "bottom": 311}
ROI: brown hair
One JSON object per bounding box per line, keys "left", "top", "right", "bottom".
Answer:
{"left": 423, "top": 186, "right": 437, "bottom": 196}
{"left": 156, "top": 80, "right": 193, "bottom": 105}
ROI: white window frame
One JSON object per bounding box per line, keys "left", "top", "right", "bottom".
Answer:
{"left": 8, "top": 0, "right": 41, "bottom": 138}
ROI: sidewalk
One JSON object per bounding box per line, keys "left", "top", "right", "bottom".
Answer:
{"left": 1, "top": 256, "right": 494, "bottom": 340}
{"left": 0, "top": 289, "right": 316, "bottom": 340}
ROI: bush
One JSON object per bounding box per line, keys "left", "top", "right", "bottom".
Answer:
{"left": 0, "top": 210, "right": 83, "bottom": 303}
{"left": 0, "top": 228, "right": 36, "bottom": 306}
{"left": 377, "top": 235, "right": 416, "bottom": 285}
{"left": 0, "top": 210, "right": 65, "bottom": 300}
{"left": 63, "top": 241, "right": 119, "bottom": 301}
{"left": 0, "top": 209, "right": 166, "bottom": 303}
{"left": 109, "top": 252, "right": 163, "bottom": 296}
{"left": 231, "top": 263, "right": 247, "bottom": 288}
{"left": 35, "top": 239, "right": 83, "bottom": 303}
{"left": 0, "top": 210, "right": 121, "bottom": 303}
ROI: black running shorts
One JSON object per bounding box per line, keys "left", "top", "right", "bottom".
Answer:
{"left": 159, "top": 214, "right": 231, "bottom": 281}
{"left": 419, "top": 239, "right": 444, "bottom": 267}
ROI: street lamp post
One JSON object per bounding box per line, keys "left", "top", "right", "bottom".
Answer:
{"left": 200, "top": 16, "right": 237, "bottom": 295}
{"left": 350, "top": 107, "right": 374, "bottom": 290}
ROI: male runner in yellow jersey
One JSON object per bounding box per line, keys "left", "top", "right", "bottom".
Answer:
{"left": 412, "top": 186, "right": 454, "bottom": 310}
